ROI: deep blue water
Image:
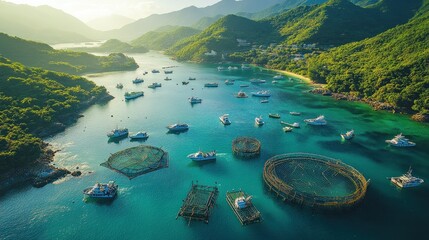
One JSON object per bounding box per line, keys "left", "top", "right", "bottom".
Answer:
{"left": 1, "top": 51, "right": 428, "bottom": 240}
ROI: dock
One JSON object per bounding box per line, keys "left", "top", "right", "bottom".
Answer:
{"left": 226, "top": 190, "right": 262, "bottom": 225}
{"left": 176, "top": 182, "right": 219, "bottom": 224}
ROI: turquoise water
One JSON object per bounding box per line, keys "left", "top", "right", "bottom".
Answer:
{"left": 1, "top": 51, "right": 428, "bottom": 240}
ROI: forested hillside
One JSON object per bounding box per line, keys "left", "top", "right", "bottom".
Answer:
{"left": 131, "top": 27, "right": 200, "bottom": 51}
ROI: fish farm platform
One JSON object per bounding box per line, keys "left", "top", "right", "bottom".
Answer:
{"left": 226, "top": 190, "right": 262, "bottom": 225}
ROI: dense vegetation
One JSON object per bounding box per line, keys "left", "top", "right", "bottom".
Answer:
{"left": 72, "top": 39, "right": 148, "bottom": 53}
{"left": 0, "top": 57, "right": 109, "bottom": 172}
{"left": 131, "top": 26, "right": 200, "bottom": 51}
{"left": 0, "top": 33, "right": 139, "bottom": 74}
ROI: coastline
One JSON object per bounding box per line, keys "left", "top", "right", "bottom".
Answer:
{"left": 273, "top": 69, "right": 327, "bottom": 88}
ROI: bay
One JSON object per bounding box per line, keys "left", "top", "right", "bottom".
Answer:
{"left": 1, "top": 51, "right": 428, "bottom": 240}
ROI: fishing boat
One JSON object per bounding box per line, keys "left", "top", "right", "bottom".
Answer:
{"left": 289, "top": 112, "right": 301, "bottom": 116}
{"left": 250, "top": 79, "right": 266, "bottom": 84}
{"left": 107, "top": 127, "right": 128, "bottom": 138}
{"left": 219, "top": 114, "right": 231, "bottom": 125}
{"left": 188, "top": 77, "right": 196, "bottom": 80}
{"left": 251, "top": 90, "right": 271, "bottom": 97}
{"left": 281, "top": 121, "right": 300, "bottom": 128}
{"left": 152, "top": 69, "right": 160, "bottom": 73}
{"left": 188, "top": 96, "right": 202, "bottom": 104}
{"left": 116, "top": 83, "right": 123, "bottom": 89}
{"left": 164, "top": 77, "right": 172, "bottom": 81}
{"left": 129, "top": 131, "right": 149, "bottom": 140}
{"left": 235, "top": 91, "right": 248, "bottom": 98}
{"left": 225, "top": 79, "right": 235, "bottom": 85}
{"left": 83, "top": 181, "right": 118, "bottom": 199}
{"left": 283, "top": 126, "right": 293, "bottom": 132}
{"left": 390, "top": 167, "right": 424, "bottom": 188}
{"left": 187, "top": 150, "right": 216, "bottom": 161}
{"left": 148, "top": 82, "right": 162, "bottom": 88}
{"left": 304, "top": 115, "right": 327, "bottom": 125}
{"left": 255, "top": 116, "right": 264, "bottom": 126}
{"left": 164, "top": 70, "right": 173, "bottom": 74}
{"left": 167, "top": 123, "right": 189, "bottom": 132}
{"left": 341, "top": 130, "right": 355, "bottom": 140}
{"left": 124, "top": 91, "right": 144, "bottom": 100}
{"left": 268, "top": 113, "right": 280, "bottom": 119}
{"left": 132, "top": 78, "right": 144, "bottom": 84}
{"left": 204, "top": 82, "right": 219, "bottom": 87}
{"left": 385, "top": 133, "right": 416, "bottom": 147}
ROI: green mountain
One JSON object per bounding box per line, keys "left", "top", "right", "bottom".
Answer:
{"left": 306, "top": 0, "right": 429, "bottom": 115}
{"left": 72, "top": 39, "right": 148, "bottom": 53}
{"left": 279, "top": 0, "right": 421, "bottom": 45}
{"left": 0, "top": 1, "right": 100, "bottom": 44}
{"left": 167, "top": 15, "right": 280, "bottom": 62}
{"left": 0, "top": 33, "right": 138, "bottom": 74}
{"left": 0, "top": 56, "right": 108, "bottom": 172}
{"left": 131, "top": 26, "right": 200, "bottom": 51}
{"left": 192, "top": 15, "right": 225, "bottom": 30}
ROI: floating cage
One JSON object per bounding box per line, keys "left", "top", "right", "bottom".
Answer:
{"left": 263, "top": 153, "right": 368, "bottom": 209}
{"left": 101, "top": 145, "right": 168, "bottom": 179}
{"left": 176, "top": 182, "right": 219, "bottom": 224}
{"left": 232, "top": 137, "right": 261, "bottom": 159}
{"left": 226, "top": 190, "right": 262, "bottom": 225}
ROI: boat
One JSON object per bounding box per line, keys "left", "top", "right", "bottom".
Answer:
{"left": 204, "top": 82, "right": 218, "bottom": 87}
{"left": 241, "top": 64, "right": 251, "bottom": 70}
{"left": 217, "top": 66, "right": 226, "bottom": 71}
{"left": 272, "top": 80, "right": 278, "bottom": 84}
{"left": 129, "top": 131, "right": 149, "bottom": 140}
{"left": 341, "top": 130, "right": 355, "bottom": 140}
{"left": 107, "top": 127, "right": 129, "bottom": 138}
{"left": 289, "top": 112, "right": 301, "bottom": 116}
{"left": 188, "top": 77, "right": 196, "bottom": 80}
{"left": 240, "top": 84, "right": 249, "bottom": 88}
{"left": 182, "top": 81, "right": 189, "bottom": 85}
{"left": 164, "top": 70, "right": 173, "bottom": 74}
{"left": 385, "top": 133, "right": 416, "bottom": 147}
{"left": 273, "top": 75, "right": 285, "bottom": 80}
{"left": 228, "top": 66, "right": 238, "bottom": 70}
{"left": 255, "top": 116, "right": 264, "bottom": 126}
{"left": 250, "top": 79, "right": 266, "bottom": 84}
{"left": 283, "top": 126, "right": 293, "bottom": 132}
{"left": 164, "top": 77, "right": 172, "bottom": 81}
{"left": 304, "top": 115, "right": 327, "bottom": 125}
{"left": 260, "top": 99, "right": 269, "bottom": 103}
{"left": 225, "top": 79, "right": 235, "bottom": 85}
{"left": 124, "top": 91, "right": 144, "bottom": 100}
{"left": 390, "top": 167, "right": 424, "bottom": 188}
{"left": 268, "top": 113, "right": 280, "bottom": 119}
{"left": 235, "top": 91, "right": 248, "bottom": 98}
{"left": 281, "top": 121, "right": 300, "bottom": 128}
{"left": 132, "top": 78, "right": 144, "bottom": 84}
{"left": 83, "top": 181, "right": 118, "bottom": 199}
{"left": 166, "top": 123, "right": 189, "bottom": 132}
{"left": 219, "top": 114, "right": 231, "bottom": 125}
{"left": 234, "top": 195, "right": 253, "bottom": 209}
{"left": 152, "top": 69, "right": 160, "bottom": 73}
{"left": 187, "top": 150, "right": 216, "bottom": 161}
{"left": 148, "top": 82, "right": 161, "bottom": 88}
{"left": 251, "top": 90, "right": 271, "bottom": 97}
{"left": 116, "top": 83, "right": 123, "bottom": 89}
{"left": 188, "top": 96, "right": 202, "bottom": 104}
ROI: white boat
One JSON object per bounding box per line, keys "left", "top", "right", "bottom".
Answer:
{"left": 251, "top": 90, "right": 271, "bottom": 97}
{"left": 148, "top": 82, "right": 161, "bottom": 88}
{"left": 228, "top": 66, "right": 238, "bottom": 70}
{"left": 268, "top": 113, "right": 281, "bottom": 119}
{"left": 225, "top": 79, "right": 235, "bottom": 85}
{"left": 217, "top": 66, "right": 226, "bottom": 71}
{"left": 116, "top": 83, "right": 123, "bottom": 89}
{"left": 124, "top": 91, "right": 144, "bottom": 100}
{"left": 272, "top": 80, "right": 278, "bottom": 84}
{"left": 167, "top": 123, "right": 189, "bottom": 132}
{"left": 273, "top": 75, "right": 285, "bottom": 80}
{"left": 235, "top": 91, "right": 248, "bottom": 98}
{"left": 250, "top": 79, "right": 266, "bottom": 84}
{"left": 241, "top": 64, "right": 251, "bottom": 70}
{"left": 188, "top": 96, "right": 202, "bottom": 104}
{"left": 129, "top": 131, "right": 149, "bottom": 140}
{"left": 341, "top": 130, "right": 354, "bottom": 140}
{"left": 107, "top": 127, "right": 128, "bottom": 138}
{"left": 385, "top": 133, "right": 416, "bottom": 147}
{"left": 281, "top": 121, "right": 300, "bottom": 128}
{"left": 83, "top": 181, "right": 118, "bottom": 199}
{"left": 187, "top": 150, "right": 216, "bottom": 161}
{"left": 283, "top": 126, "right": 293, "bottom": 132}
{"left": 152, "top": 69, "right": 160, "bottom": 73}
{"left": 219, "top": 114, "right": 231, "bottom": 125}
{"left": 234, "top": 196, "right": 252, "bottom": 209}
{"left": 260, "top": 99, "right": 269, "bottom": 103}
{"left": 304, "top": 115, "right": 327, "bottom": 125}
{"left": 255, "top": 116, "right": 264, "bottom": 126}
{"left": 289, "top": 112, "right": 301, "bottom": 116}
{"left": 390, "top": 167, "right": 424, "bottom": 188}
{"left": 132, "top": 78, "right": 144, "bottom": 84}
{"left": 204, "top": 82, "right": 218, "bottom": 87}
{"left": 240, "top": 84, "right": 249, "bottom": 88}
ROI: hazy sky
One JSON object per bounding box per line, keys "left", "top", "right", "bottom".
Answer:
{"left": 3, "top": 0, "right": 222, "bottom": 22}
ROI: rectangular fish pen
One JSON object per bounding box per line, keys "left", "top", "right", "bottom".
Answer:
{"left": 226, "top": 190, "right": 262, "bottom": 225}
{"left": 176, "top": 182, "right": 219, "bottom": 224}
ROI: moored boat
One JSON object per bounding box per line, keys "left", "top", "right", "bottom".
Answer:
{"left": 250, "top": 79, "right": 266, "bottom": 84}
{"left": 129, "top": 131, "right": 149, "bottom": 140}
{"left": 241, "top": 64, "right": 251, "bottom": 70}
{"left": 116, "top": 83, "right": 123, "bottom": 89}
{"left": 341, "top": 130, "right": 355, "bottom": 140}
{"left": 240, "top": 84, "right": 249, "bottom": 88}
{"left": 283, "top": 126, "right": 293, "bottom": 132}
{"left": 187, "top": 150, "right": 216, "bottom": 161}
{"left": 152, "top": 69, "right": 160, "bottom": 73}
{"left": 83, "top": 181, "right": 118, "bottom": 199}
{"left": 281, "top": 121, "right": 300, "bottom": 128}
{"left": 260, "top": 99, "right": 269, "bottom": 103}
{"left": 273, "top": 75, "right": 285, "bottom": 80}
{"left": 164, "top": 77, "right": 172, "bottom": 81}
{"left": 188, "top": 96, "right": 202, "bottom": 104}
{"left": 204, "top": 82, "right": 219, "bottom": 87}
{"left": 255, "top": 116, "right": 264, "bottom": 126}
{"left": 132, "top": 78, "right": 144, "bottom": 84}
{"left": 164, "top": 70, "right": 173, "bottom": 74}
{"left": 188, "top": 77, "right": 196, "bottom": 80}
{"left": 304, "top": 115, "right": 327, "bottom": 125}
{"left": 251, "top": 90, "right": 271, "bottom": 97}
{"left": 220, "top": 114, "right": 231, "bottom": 125}
{"left": 225, "top": 79, "right": 235, "bottom": 85}
{"left": 385, "top": 133, "right": 416, "bottom": 147}
{"left": 390, "top": 167, "right": 424, "bottom": 188}
{"left": 167, "top": 123, "right": 189, "bottom": 132}
{"left": 236, "top": 91, "right": 248, "bottom": 98}
{"left": 148, "top": 82, "right": 161, "bottom": 88}
{"left": 107, "top": 127, "right": 129, "bottom": 138}
{"left": 124, "top": 91, "right": 144, "bottom": 100}
{"left": 268, "top": 113, "right": 280, "bottom": 119}
{"left": 289, "top": 112, "right": 301, "bottom": 116}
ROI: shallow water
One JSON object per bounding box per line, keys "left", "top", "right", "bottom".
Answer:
{"left": 1, "top": 51, "right": 428, "bottom": 240}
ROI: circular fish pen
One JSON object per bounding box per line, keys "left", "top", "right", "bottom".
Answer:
{"left": 263, "top": 153, "right": 368, "bottom": 209}
{"left": 101, "top": 145, "right": 168, "bottom": 179}
{"left": 232, "top": 137, "right": 261, "bottom": 159}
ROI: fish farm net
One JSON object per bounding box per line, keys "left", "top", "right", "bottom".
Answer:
{"left": 232, "top": 137, "right": 261, "bottom": 158}
{"left": 101, "top": 145, "right": 168, "bottom": 179}
{"left": 263, "top": 153, "right": 368, "bottom": 209}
